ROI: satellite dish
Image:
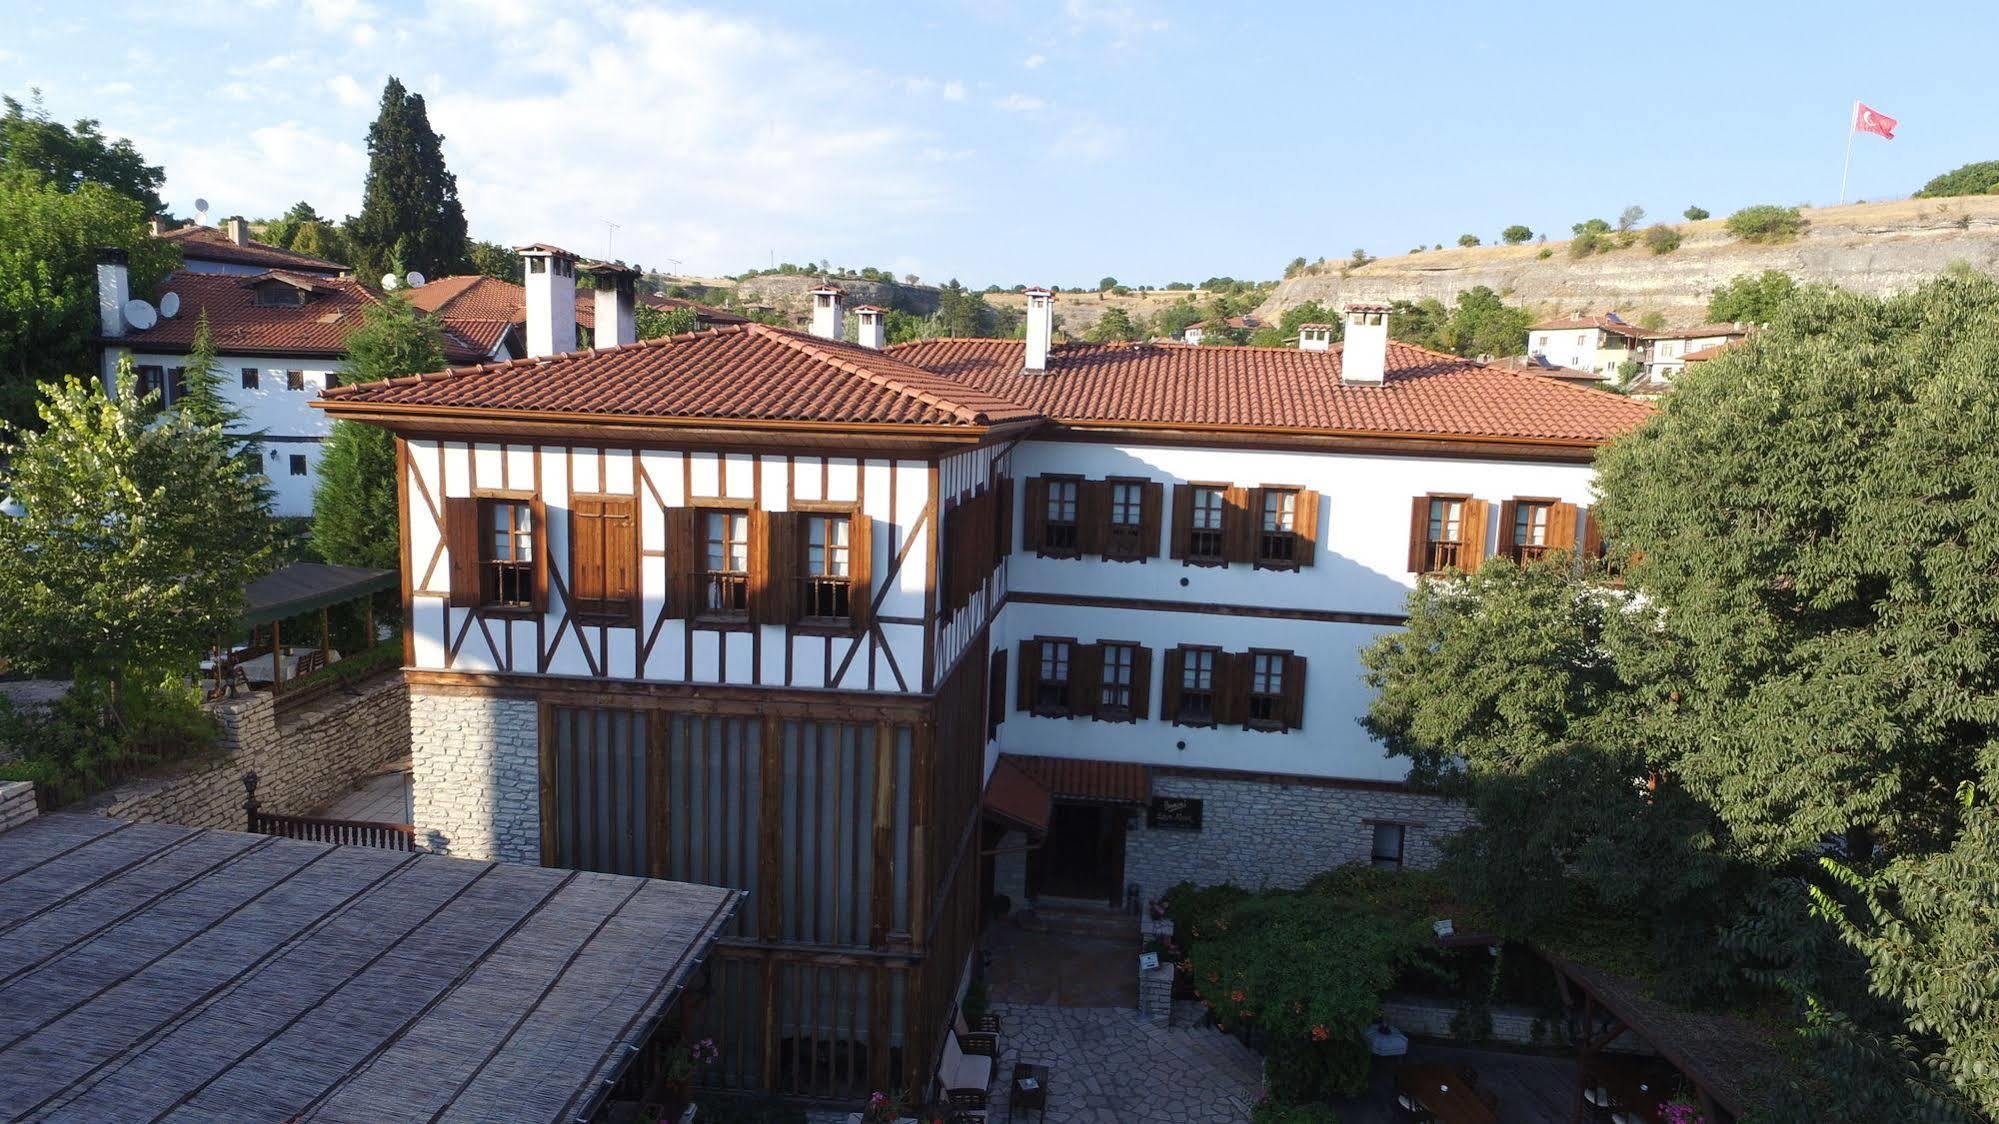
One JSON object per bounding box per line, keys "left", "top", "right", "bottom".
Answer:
{"left": 194, "top": 197, "right": 210, "bottom": 213}
{"left": 194, "top": 197, "right": 210, "bottom": 224}
{"left": 380, "top": 272, "right": 401, "bottom": 290}
{"left": 404, "top": 271, "right": 426, "bottom": 288}
{"left": 124, "top": 299, "right": 158, "bottom": 331}
{"left": 159, "top": 292, "right": 181, "bottom": 318}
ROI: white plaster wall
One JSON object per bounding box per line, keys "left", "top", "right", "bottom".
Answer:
{"left": 119, "top": 350, "right": 339, "bottom": 440}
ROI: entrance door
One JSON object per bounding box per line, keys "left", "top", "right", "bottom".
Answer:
{"left": 1027, "top": 802, "right": 1125, "bottom": 906}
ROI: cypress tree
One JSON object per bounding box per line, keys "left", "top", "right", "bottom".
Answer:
{"left": 347, "top": 77, "right": 469, "bottom": 283}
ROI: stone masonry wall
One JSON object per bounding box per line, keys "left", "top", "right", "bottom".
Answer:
{"left": 1, "top": 780, "right": 38, "bottom": 833}
{"left": 85, "top": 674, "right": 409, "bottom": 831}
{"left": 1123, "top": 772, "right": 1472, "bottom": 903}
{"left": 409, "top": 690, "right": 539, "bottom": 864}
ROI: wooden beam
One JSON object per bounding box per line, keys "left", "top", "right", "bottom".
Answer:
{"left": 758, "top": 715, "right": 783, "bottom": 944}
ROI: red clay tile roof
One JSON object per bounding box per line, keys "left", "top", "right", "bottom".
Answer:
{"left": 403, "top": 275, "right": 595, "bottom": 330}
{"left": 982, "top": 758, "right": 1052, "bottom": 834}
{"left": 117, "top": 270, "right": 487, "bottom": 362}
{"left": 157, "top": 224, "right": 349, "bottom": 274}
{"left": 640, "top": 293, "right": 750, "bottom": 325}
{"left": 318, "top": 323, "right": 1038, "bottom": 428}
{"left": 886, "top": 339, "right": 1652, "bottom": 442}
{"left": 1681, "top": 340, "right": 1745, "bottom": 362}
{"left": 1003, "top": 754, "right": 1150, "bottom": 806}
{"left": 1529, "top": 315, "right": 1646, "bottom": 339}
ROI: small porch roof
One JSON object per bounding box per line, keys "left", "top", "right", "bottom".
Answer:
{"left": 1003, "top": 753, "right": 1152, "bottom": 806}
{"left": 982, "top": 757, "right": 1053, "bottom": 834}
{"left": 241, "top": 561, "right": 396, "bottom": 626}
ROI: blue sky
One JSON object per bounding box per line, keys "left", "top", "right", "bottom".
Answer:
{"left": 3, "top": 0, "right": 1993, "bottom": 287}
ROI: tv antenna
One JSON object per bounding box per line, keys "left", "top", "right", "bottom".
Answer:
{"left": 602, "top": 220, "right": 621, "bottom": 260}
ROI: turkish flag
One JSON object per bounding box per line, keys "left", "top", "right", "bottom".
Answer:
{"left": 1855, "top": 102, "right": 1898, "bottom": 139}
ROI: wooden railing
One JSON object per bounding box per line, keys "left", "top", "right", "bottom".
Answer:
{"left": 241, "top": 772, "right": 415, "bottom": 851}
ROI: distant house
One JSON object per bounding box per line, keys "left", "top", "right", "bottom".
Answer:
{"left": 1638, "top": 323, "right": 1754, "bottom": 381}
{"left": 1526, "top": 313, "right": 1647, "bottom": 378}
{"left": 153, "top": 216, "right": 349, "bottom": 278}
{"left": 1181, "top": 314, "right": 1265, "bottom": 345}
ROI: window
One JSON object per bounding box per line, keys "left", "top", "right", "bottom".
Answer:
{"left": 1257, "top": 488, "right": 1300, "bottom": 567}
{"left": 255, "top": 283, "right": 305, "bottom": 307}
{"left": 1098, "top": 642, "right": 1136, "bottom": 716}
{"left": 1035, "top": 640, "right": 1071, "bottom": 713}
{"left": 802, "top": 514, "right": 852, "bottom": 620}
{"left": 133, "top": 364, "right": 166, "bottom": 403}
{"left": 240, "top": 367, "right": 259, "bottom": 389}
{"left": 481, "top": 499, "right": 536, "bottom": 608}
{"left": 1536, "top": 334, "right": 1549, "bottom": 348}
{"left": 1043, "top": 479, "right": 1079, "bottom": 552}
{"left": 1178, "top": 648, "right": 1216, "bottom": 724}
{"left": 1425, "top": 496, "right": 1465, "bottom": 572}
{"left": 1188, "top": 486, "right": 1226, "bottom": 562}
{"left": 1511, "top": 500, "right": 1554, "bottom": 562}
{"left": 288, "top": 454, "right": 307, "bottom": 477}
{"left": 570, "top": 496, "right": 637, "bottom": 621}
{"left": 701, "top": 510, "right": 750, "bottom": 615}
{"left": 1248, "top": 652, "right": 1286, "bottom": 728}
{"left": 1107, "top": 481, "right": 1145, "bottom": 559}
{"left": 286, "top": 370, "right": 306, "bottom": 391}
{"left": 1370, "top": 823, "right": 1407, "bottom": 868}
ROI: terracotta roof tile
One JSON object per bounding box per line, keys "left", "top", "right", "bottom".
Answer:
{"left": 886, "top": 339, "right": 1651, "bottom": 442}
{"left": 319, "top": 324, "right": 1037, "bottom": 428}
{"left": 1681, "top": 340, "right": 1745, "bottom": 362}
{"left": 404, "top": 274, "right": 597, "bottom": 331}
{"left": 117, "top": 270, "right": 487, "bottom": 362}
{"left": 639, "top": 292, "right": 750, "bottom": 325}
{"left": 1529, "top": 314, "right": 1646, "bottom": 339}
{"left": 982, "top": 758, "right": 1052, "bottom": 834}
{"left": 158, "top": 224, "right": 349, "bottom": 274}
{"left": 1004, "top": 753, "right": 1151, "bottom": 805}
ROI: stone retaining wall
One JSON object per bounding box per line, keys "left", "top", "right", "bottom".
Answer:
{"left": 0, "top": 780, "right": 37, "bottom": 832}
{"left": 408, "top": 690, "right": 540, "bottom": 863}
{"left": 83, "top": 675, "right": 409, "bottom": 831}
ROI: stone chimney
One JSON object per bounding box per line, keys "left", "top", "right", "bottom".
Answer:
{"left": 225, "top": 216, "right": 250, "bottom": 245}
{"left": 1340, "top": 302, "right": 1390, "bottom": 385}
{"left": 854, "top": 306, "right": 886, "bottom": 350}
{"left": 586, "top": 262, "right": 639, "bottom": 348}
{"left": 96, "top": 247, "right": 131, "bottom": 338}
{"left": 148, "top": 217, "right": 167, "bottom": 237}
{"left": 519, "top": 244, "right": 578, "bottom": 358}
{"left": 1024, "top": 288, "right": 1054, "bottom": 372}
{"left": 1297, "top": 323, "right": 1334, "bottom": 352}
{"left": 809, "top": 286, "right": 845, "bottom": 341}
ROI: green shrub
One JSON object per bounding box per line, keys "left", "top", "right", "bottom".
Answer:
{"left": 1501, "top": 225, "right": 1534, "bottom": 245}
{"left": 1252, "top": 1099, "right": 1341, "bottom": 1124}
{"left": 1457, "top": 234, "right": 1480, "bottom": 247}
{"left": 1725, "top": 204, "right": 1807, "bottom": 243}
{"left": 1644, "top": 224, "right": 1684, "bottom": 254}
{"left": 0, "top": 678, "right": 214, "bottom": 807}
{"left": 1915, "top": 160, "right": 1999, "bottom": 198}
{"left": 1684, "top": 205, "right": 1710, "bottom": 221}
{"left": 1537, "top": 247, "right": 1554, "bottom": 259}
{"left": 1569, "top": 231, "right": 1610, "bottom": 257}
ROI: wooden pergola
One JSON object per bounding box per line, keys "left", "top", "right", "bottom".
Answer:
{"left": 222, "top": 562, "right": 396, "bottom": 698}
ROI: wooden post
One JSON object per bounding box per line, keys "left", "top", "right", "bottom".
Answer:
{"left": 364, "top": 596, "right": 375, "bottom": 653}
{"left": 319, "top": 606, "right": 331, "bottom": 664}
{"left": 270, "top": 618, "right": 282, "bottom": 697}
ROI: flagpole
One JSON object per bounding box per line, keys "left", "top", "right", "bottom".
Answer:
{"left": 1839, "top": 100, "right": 1858, "bottom": 204}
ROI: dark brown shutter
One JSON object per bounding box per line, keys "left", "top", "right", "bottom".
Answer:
{"left": 1215, "top": 652, "right": 1248, "bottom": 727}
{"left": 1223, "top": 486, "right": 1255, "bottom": 564}
{"left": 446, "top": 497, "right": 480, "bottom": 607}
{"left": 1160, "top": 646, "right": 1185, "bottom": 723}
{"left": 988, "top": 648, "right": 1008, "bottom": 741}
{"left": 666, "top": 506, "right": 698, "bottom": 620}
{"left": 1496, "top": 499, "right": 1519, "bottom": 563}
{"left": 1070, "top": 643, "right": 1102, "bottom": 719}
{"left": 1581, "top": 508, "right": 1604, "bottom": 559}
{"left": 995, "top": 476, "right": 1014, "bottom": 556}
{"left": 1023, "top": 477, "right": 1048, "bottom": 554}
{"left": 753, "top": 509, "right": 797, "bottom": 625}
{"left": 849, "top": 511, "right": 873, "bottom": 630}
{"left": 1139, "top": 481, "right": 1164, "bottom": 559}
{"left": 1130, "top": 645, "right": 1153, "bottom": 722}
{"left": 570, "top": 497, "right": 606, "bottom": 610}
{"left": 1548, "top": 502, "right": 1580, "bottom": 550}
{"left": 1293, "top": 489, "right": 1320, "bottom": 567}
{"left": 1169, "top": 485, "right": 1194, "bottom": 560}
{"left": 1016, "top": 639, "right": 1037, "bottom": 711}
{"left": 1283, "top": 654, "right": 1308, "bottom": 730}
{"left": 606, "top": 497, "right": 638, "bottom": 623}
{"left": 1461, "top": 500, "right": 1491, "bottom": 575}
{"left": 1078, "top": 481, "right": 1110, "bottom": 557}
{"left": 529, "top": 495, "right": 550, "bottom": 614}
{"left": 1407, "top": 496, "right": 1431, "bottom": 573}
{"left": 938, "top": 498, "right": 960, "bottom": 612}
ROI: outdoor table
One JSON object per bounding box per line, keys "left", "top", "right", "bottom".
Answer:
{"left": 1009, "top": 1061, "right": 1049, "bottom": 1122}
{"left": 1396, "top": 1063, "right": 1496, "bottom": 1124}
{"left": 1366, "top": 1021, "right": 1410, "bottom": 1056}
{"left": 1591, "top": 1057, "right": 1671, "bottom": 1123}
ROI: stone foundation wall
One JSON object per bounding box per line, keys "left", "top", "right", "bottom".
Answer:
{"left": 1122, "top": 771, "right": 1472, "bottom": 902}
{"left": 84, "top": 675, "right": 409, "bottom": 831}
{"left": 1, "top": 780, "right": 38, "bottom": 832}
{"left": 409, "top": 690, "right": 539, "bottom": 864}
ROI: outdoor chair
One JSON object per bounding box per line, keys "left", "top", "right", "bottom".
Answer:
{"left": 954, "top": 1009, "right": 1001, "bottom": 1057}
{"left": 938, "top": 1029, "right": 994, "bottom": 1116}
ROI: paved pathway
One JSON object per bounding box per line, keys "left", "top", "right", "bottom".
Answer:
{"left": 982, "top": 1001, "right": 1262, "bottom": 1124}
{"left": 312, "top": 767, "right": 411, "bottom": 823}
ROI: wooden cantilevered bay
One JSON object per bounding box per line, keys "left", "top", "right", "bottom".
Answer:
{"left": 0, "top": 812, "right": 738, "bottom": 1123}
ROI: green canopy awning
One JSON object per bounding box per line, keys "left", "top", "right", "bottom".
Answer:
{"left": 241, "top": 562, "right": 395, "bottom": 627}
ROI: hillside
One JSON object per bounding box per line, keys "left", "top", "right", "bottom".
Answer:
{"left": 726, "top": 274, "right": 941, "bottom": 320}
{"left": 1257, "top": 196, "right": 1999, "bottom": 324}
{"left": 985, "top": 287, "right": 1232, "bottom": 336}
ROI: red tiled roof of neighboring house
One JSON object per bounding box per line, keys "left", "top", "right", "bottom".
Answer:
{"left": 404, "top": 274, "right": 597, "bottom": 331}
{"left": 982, "top": 758, "right": 1053, "bottom": 834}
{"left": 886, "top": 338, "right": 1652, "bottom": 442}
{"left": 1529, "top": 315, "right": 1646, "bottom": 340}
{"left": 1681, "top": 340, "right": 1746, "bottom": 362}
{"left": 157, "top": 224, "right": 350, "bottom": 274}
{"left": 1490, "top": 355, "right": 1607, "bottom": 383}
{"left": 318, "top": 323, "right": 1038, "bottom": 428}
{"left": 1003, "top": 754, "right": 1151, "bottom": 806}
{"left": 115, "top": 270, "right": 487, "bottom": 362}
{"left": 1642, "top": 323, "right": 1753, "bottom": 341}
{"left": 640, "top": 293, "right": 751, "bottom": 325}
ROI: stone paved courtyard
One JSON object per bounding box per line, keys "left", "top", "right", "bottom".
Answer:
{"left": 980, "top": 1001, "right": 1263, "bottom": 1123}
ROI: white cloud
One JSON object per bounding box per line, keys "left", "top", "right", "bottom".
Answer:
{"left": 326, "top": 74, "right": 369, "bottom": 106}
{"left": 147, "top": 121, "right": 369, "bottom": 221}
{"left": 995, "top": 93, "right": 1047, "bottom": 113}
{"left": 97, "top": 82, "right": 137, "bottom": 97}
{"left": 941, "top": 80, "right": 966, "bottom": 102}
{"left": 1061, "top": 0, "right": 1169, "bottom": 51}
{"left": 1023, "top": 54, "right": 1046, "bottom": 69}
{"left": 350, "top": 23, "right": 378, "bottom": 47}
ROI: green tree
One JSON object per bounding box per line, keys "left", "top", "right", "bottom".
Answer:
{"left": 1684, "top": 205, "right": 1710, "bottom": 221}
{"left": 636, "top": 305, "right": 699, "bottom": 340}
{"left": 1151, "top": 300, "right": 1204, "bottom": 339}
{"left": 259, "top": 201, "right": 353, "bottom": 266}
{"left": 469, "top": 239, "right": 524, "bottom": 284}
{"left": 1501, "top": 225, "right": 1534, "bottom": 244}
{"left": 0, "top": 170, "right": 180, "bottom": 432}
{"left": 1643, "top": 224, "right": 1683, "bottom": 254}
{"left": 1, "top": 91, "right": 165, "bottom": 212}
{"left": 311, "top": 295, "right": 446, "bottom": 568}
{"left": 0, "top": 372, "right": 272, "bottom": 708}
{"left": 1084, "top": 306, "right": 1140, "bottom": 343}
{"left": 1707, "top": 270, "right": 1797, "bottom": 323}
{"left": 1915, "top": 160, "right": 1999, "bottom": 198}
{"left": 1725, "top": 204, "right": 1807, "bottom": 243}
{"left": 1457, "top": 233, "right": 1480, "bottom": 247}
{"left": 1283, "top": 256, "right": 1309, "bottom": 278}
{"left": 1570, "top": 218, "right": 1613, "bottom": 257}
{"left": 1388, "top": 287, "right": 1530, "bottom": 358}
{"left": 347, "top": 77, "right": 470, "bottom": 282}
{"left": 1097, "top": 276, "right": 1118, "bottom": 292}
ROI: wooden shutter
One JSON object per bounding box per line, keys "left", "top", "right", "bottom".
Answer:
{"left": 1495, "top": 500, "right": 1519, "bottom": 563}
{"left": 570, "top": 496, "right": 635, "bottom": 622}
{"left": 1016, "top": 639, "right": 1038, "bottom": 711}
{"left": 1293, "top": 489, "right": 1320, "bottom": 567}
{"left": 1283, "top": 654, "right": 1308, "bottom": 730}
{"left": 995, "top": 476, "right": 1014, "bottom": 556}
{"left": 1580, "top": 508, "right": 1603, "bottom": 558}
{"left": 1407, "top": 496, "right": 1431, "bottom": 573}
{"left": 1078, "top": 481, "right": 1110, "bottom": 557}
{"left": 938, "top": 499, "right": 960, "bottom": 612}
{"left": 571, "top": 498, "right": 607, "bottom": 609}
{"left": 1547, "top": 502, "right": 1580, "bottom": 550}
{"left": 666, "top": 506, "right": 698, "bottom": 620}
{"left": 752, "top": 509, "right": 797, "bottom": 625}
{"left": 1130, "top": 645, "right": 1153, "bottom": 722}
{"left": 1022, "top": 477, "right": 1048, "bottom": 553}
{"left": 1160, "top": 646, "right": 1185, "bottom": 723}
{"left": 1223, "top": 486, "right": 1255, "bottom": 564}
{"left": 1070, "top": 643, "right": 1102, "bottom": 720}
{"left": 1169, "top": 485, "right": 1194, "bottom": 560}
{"left": 1461, "top": 500, "right": 1491, "bottom": 574}
{"left": 849, "top": 512, "right": 873, "bottom": 630}
{"left": 988, "top": 648, "right": 1008, "bottom": 741}
{"left": 1139, "top": 481, "right": 1164, "bottom": 560}
{"left": 529, "top": 495, "right": 550, "bottom": 613}
{"left": 1215, "top": 652, "right": 1248, "bottom": 727}
{"left": 605, "top": 498, "right": 637, "bottom": 622}
{"left": 446, "top": 497, "right": 481, "bottom": 607}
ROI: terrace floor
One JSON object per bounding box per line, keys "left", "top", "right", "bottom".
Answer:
{"left": 312, "top": 762, "right": 411, "bottom": 822}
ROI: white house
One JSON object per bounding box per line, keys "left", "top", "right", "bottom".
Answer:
{"left": 1526, "top": 313, "right": 1647, "bottom": 378}
{"left": 153, "top": 216, "right": 350, "bottom": 278}
{"left": 314, "top": 256, "right": 1651, "bottom": 1102}
{"left": 1638, "top": 323, "right": 1754, "bottom": 382}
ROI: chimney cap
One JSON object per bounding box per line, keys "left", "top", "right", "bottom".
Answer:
{"left": 1297, "top": 322, "right": 1334, "bottom": 331}
{"left": 515, "top": 242, "right": 579, "bottom": 258}
{"left": 853, "top": 304, "right": 886, "bottom": 314}
{"left": 1023, "top": 286, "right": 1054, "bottom": 297}
{"left": 809, "top": 284, "right": 847, "bottom": 296}
{"left": 95, "top": 246, "right": 131, "bottom": 265}
{"left": 1340, "top": 301, "right": 1393, "bottom": 314}
{"left": 580, "top": 259, "right": 640, "bottom": 276}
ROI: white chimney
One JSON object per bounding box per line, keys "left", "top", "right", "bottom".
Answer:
{"left": 1341, "top": 302, "right": 1390, "bottom": 385}
{"left": 520, "top": 244, "right": 578, "bottom": 358}
{"left": 1297, "top": 323, "right": 1334, "bottom": 352}
{"left": 147, "top": 217, "right": 167, "bottom": 237}
{"left": 96, "top": 247, "right": 130, "bottom": 338}
{"left": 588, "top": 262, "right": 638, "bottom": 348}
{"left": 809, "top": 286, "right": 845, "bottom": 340}
{"left": 225, "top": 216, "right": 250, "bottom": 245}
{"left": 1024, "top": 287, "right": 1054, "bottom": 371}
{"left": 854, "top": 305, "right": 886, "bottom": 349}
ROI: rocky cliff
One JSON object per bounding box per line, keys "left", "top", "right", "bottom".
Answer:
{"left": 1256, "top": 196, "right": 1999, "bottom": 324}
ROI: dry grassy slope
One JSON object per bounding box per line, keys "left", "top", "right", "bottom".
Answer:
{"left": 985, "top": 287, "right": 1226, "bottom": 336}
{"left": 1256, "top": 196, "right": 1999, "bottom": 325}
{"left": 723, "top": 274, "right": 943, "bottom": 322}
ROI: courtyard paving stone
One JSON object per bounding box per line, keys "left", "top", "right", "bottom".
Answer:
{"left": 981, "top": 1001, "right": 1262, "bottom": 1124}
